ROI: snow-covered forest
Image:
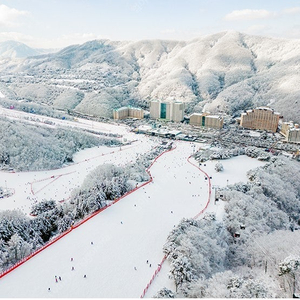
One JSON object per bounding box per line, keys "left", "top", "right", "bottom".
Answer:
{"left": 161, "top": 156, "right": 300, "bottom": 298}
{"left": 0, "top": 143, "right": 168, "bottom": 273}
{"left": 0, "top": 116, "right": 121, "bottom": 171}
{"left": 0, "top": 31, "right": 300, "bottom": 122}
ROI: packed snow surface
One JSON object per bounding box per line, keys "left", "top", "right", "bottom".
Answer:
{"left": 0, "top": 137, "right": 265, "bottom": 297}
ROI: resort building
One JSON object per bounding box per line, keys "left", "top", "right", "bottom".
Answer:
{"left": 281, "top": 121, "right": 292, "bottom": 137}
{"left": 149, "top": 100, "right": 184, "bottom": 122}
{"left": 240, "top": 107, "right": 280, "bottom": 133}
{"left": 113, "top": 106, "right": 144, "bottom": 120}
{"left": 281, "top": 121, "right": 300, "bottom": 143}
{"left": 189, "top": 113, "right": 224, "bottom": 129}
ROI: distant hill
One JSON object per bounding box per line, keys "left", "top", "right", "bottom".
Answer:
{"left": 0, "top": 40, "right": 57, "bottom": 58}
{"left": 0, "top": 32, "right": 299, "bottom": 122}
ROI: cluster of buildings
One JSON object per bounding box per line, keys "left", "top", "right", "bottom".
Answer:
{"left": 112, "top": 102, "right": 300, "bottom": 144}
{"left": 238, "top": 106, "right": 300, "bottom": 143}
{"left": 113, "top": 100, "right": 224, "bottom": 129}
{"left": 149, "top": 100, "right": 224, "bottom": 129}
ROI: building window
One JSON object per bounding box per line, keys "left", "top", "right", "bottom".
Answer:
{"left": 160, "top": 103, "right": 167, "bottom": 119}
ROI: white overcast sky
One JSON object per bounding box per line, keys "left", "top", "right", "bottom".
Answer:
{"left": 0, "top": 0, "right": 300, "bottom": 48}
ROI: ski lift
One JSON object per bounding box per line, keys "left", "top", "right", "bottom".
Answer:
{"left": 240, "top": 224, "right": 246, "bottom": 230}
{"left": 234, "top": 232, "right": 240, "bottom": 238}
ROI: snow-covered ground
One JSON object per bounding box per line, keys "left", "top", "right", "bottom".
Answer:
{"left": 0, "top": 105, "right": 152, "bottom": 214}
{"left": 0, "top": 137, "right": 156, "bottom": 215}
{"left": 0, "top": 105, "right": 130, "bottom": 137}
{"left": 0, "top": 139, "right": 265, "bottom": 298}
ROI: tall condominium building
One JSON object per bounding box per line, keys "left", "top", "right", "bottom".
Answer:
{"left": 189, "top": 113, "right": 224, "bottom": 129}
{"left": 150, "top": 100, "right": 184, "bottom": 122}
{"left": 240, "top": 107, "right": 280, "bottom": 133}
{"left": 150, "top": 100, "right": 161, "bottom": 119}
{"left": 172, "top": 102, "right": 185, "bottom": 122}
{"left": 113, "top": 106, "right": 144, "bottom": 120}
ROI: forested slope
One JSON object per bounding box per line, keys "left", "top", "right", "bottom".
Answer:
{"left": 161, "top": 156, "right": 300, "bottom": 298}
{"left": 1, "top": 31, "right": 300, "bottom": 121}
{"left": 0, "top": 117, "right": 120, "bottom": 171}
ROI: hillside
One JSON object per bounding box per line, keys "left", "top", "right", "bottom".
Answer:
{"left": 0, "top": 31, "right": 300, "bottom": 121}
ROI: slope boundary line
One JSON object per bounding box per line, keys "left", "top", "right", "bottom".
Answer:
{"left": 0, "top": 144, "right": 176, "bottom": 281}
{"left": 140, "top": 153, "right": 212, "bottom": 298}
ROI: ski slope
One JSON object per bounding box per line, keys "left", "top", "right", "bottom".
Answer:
{"left": 0, "top": 140, "right": 265, "bottom": 298}
{"left": 0, "top": 105, "right": 129, "bottom": 137}
{"left": 0, "top": 137, "right": 157, "bottom": 215}
{"left": 0, "top": 104, "right": 158, "bottom": 215}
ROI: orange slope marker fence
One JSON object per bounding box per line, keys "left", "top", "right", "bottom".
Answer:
{"left": 0, "top": 144, "right": 176, "bottom": 281}
{"left": 140, "top": 153, "right": 212, "bottom": 298}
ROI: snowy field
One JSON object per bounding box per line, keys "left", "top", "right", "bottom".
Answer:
{"left": 0, "top": 138, "right": 265, "bottom": 298}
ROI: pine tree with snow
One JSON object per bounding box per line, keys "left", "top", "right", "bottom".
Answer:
{"left": 215, "top": 162, "right": 224, "bottom": 172}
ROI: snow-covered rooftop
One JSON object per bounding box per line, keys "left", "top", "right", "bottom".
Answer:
{"left": 168, "top": 130, "right": 181, "bottom": 135}
{"left": 206, "top": 115, "right": 222, "bottom": 119}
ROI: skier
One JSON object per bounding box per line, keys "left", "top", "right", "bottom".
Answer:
{"left": 149, "top": 264, "right": 151, "bottom": 267}
{"left": 146, "top": 260, "right": 148, "bottom": 264}
{"left": 134, "top": 267, "right": 137, "bottom": 270}
{"left": 71, "top": 257, "right": 73, "bottom": 261}
{"left": 84, "top": 275, "right": 87, "bottom": 278}
{"left": 72, "top": 266, "right": 75, "bottom": 271}
{"left": 59, "top": 276, "right": 62, "bottom": 281}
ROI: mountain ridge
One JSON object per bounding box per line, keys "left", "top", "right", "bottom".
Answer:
{"left": 0, "top": 31, "right": 299, "bottom": 122}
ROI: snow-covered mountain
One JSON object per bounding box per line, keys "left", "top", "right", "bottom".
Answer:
{"left": 0, "top": 40, "right": 56, "bottom": 58}
{"left": 0, "top": 31, "right": 300, "bottom": 122}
